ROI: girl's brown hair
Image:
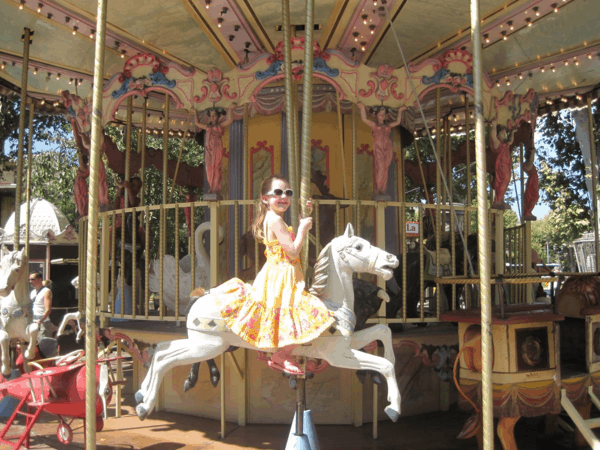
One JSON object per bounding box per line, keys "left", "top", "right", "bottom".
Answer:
{"left": 252, "top": 174, "right": 289, "bottom": 242}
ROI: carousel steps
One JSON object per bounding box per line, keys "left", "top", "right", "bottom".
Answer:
{"left": 561, "top": 388, "right": 600, "bottom": 450}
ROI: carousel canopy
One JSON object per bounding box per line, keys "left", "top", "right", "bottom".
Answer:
{"left": 0, "top": 0, "right": 598, "bottom": 130}
{"left": 0, "top": 198, "right": 78, "bottom": 244}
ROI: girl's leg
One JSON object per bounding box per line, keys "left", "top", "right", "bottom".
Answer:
{"left": 271, "top": 345, "right": 302, "bottom": 374}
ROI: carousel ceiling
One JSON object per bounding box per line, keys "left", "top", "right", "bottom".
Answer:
{"left": 0, "top": 0, "right": 599, "bottom": 126}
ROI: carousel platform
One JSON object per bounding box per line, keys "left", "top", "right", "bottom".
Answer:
{"left": 7, "top": 394, "right": 578, "bottom": 449}
{"left": 103, "top": 321, "right": 462, "bottom": 424}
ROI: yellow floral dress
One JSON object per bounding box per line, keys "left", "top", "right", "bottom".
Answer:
{"left": 217, "top": 226, "right": 334, "bottom": 349}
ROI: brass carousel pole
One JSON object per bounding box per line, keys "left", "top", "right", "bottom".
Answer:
{"left": 86, "top": 0, "right": 108, "bottom": 447}
{"left": 291, "top": 0, "right": 315, "bottom": 441}
{"left": 587, "top": 96, "right": 600, "bottom": 271}
{"left": 470, "top": 0, "right": 494, "bottom": 448}
{"left": 14, "top": 27, "right": 32, "bottom": 251}
{"left": 282, "top": 0, "right": 298, "bottom": 229}
{"left": 25, "top": 102, "right": 34, "bottom": 259}
{"left": 140, "top": 98, "right": 147, "bottom": 207}
{"left": 352, "top": 104, "right": 358, "bottom": 228}
{"left": 300, "top": 0, "right": 315, "bottom": 272}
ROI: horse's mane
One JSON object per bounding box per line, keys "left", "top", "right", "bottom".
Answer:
{"left": 309, "top": 242, "right": 332, "bottom": 298}
{"left": 561, "top": 275, "right": 600, "bottom": 306}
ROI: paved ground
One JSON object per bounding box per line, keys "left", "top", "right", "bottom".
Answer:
{"left": 0, "top": 395, "right": 582, "bottom": 450}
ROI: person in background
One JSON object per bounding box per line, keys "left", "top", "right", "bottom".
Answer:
{"left": 29, "top": 272, "right": 53, "bottom": 339}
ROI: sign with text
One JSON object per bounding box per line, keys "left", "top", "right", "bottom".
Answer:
{"left": 406, "top": 221, "right": 419, "bottom": 237}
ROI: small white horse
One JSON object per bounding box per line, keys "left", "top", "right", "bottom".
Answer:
{"left": 0, "top": 247, "right": 38, "bottom": 376}
{"left": 135, "top": 224, "right": 402, "bottom": 422}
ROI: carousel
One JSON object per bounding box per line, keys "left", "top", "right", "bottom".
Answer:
{"left": 1, "top": 0, "right": 600, "bottom": 448}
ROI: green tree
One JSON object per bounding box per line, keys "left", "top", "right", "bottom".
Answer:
{"left": 103, "top": 125, "right": 205, "bottom": 259}
{"left": 533, "top": 106, "right": 600, "bottom": 268}
{"left": 1, "top": 95, "right": 70, "bottom": 156}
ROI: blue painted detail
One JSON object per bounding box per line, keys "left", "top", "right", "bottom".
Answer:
{"left": 422, "top": 68, "right": 450, "bottom": 85}
{"left": 134, "top": 390, "right": 144, "bottom": 404}
{"left": 111, "top": 72, "right": 176, "bottom": 99}
{"left": 111, "top": 78, "right": 132, "bottom": 99}
{"left": 422, "top": 68, "right": 473, "bottom": 88}
{"left": 313, "top": 58, "right": 339, "bottom": 77}
{"left": 256, "top": 60, "right": 283, "bottom": 80}
{"left": 465, "top": 73, "right": 473, "bottom": 88}
{"left": 67, "top": 106, "right": 76, "bottom": 117}
{"left": 148, "top": 71, "right": 176, "bottom": 89}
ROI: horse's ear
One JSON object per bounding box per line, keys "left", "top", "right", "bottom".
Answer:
{"left": 344, "top": 223, "right": 354, "bottom": 238}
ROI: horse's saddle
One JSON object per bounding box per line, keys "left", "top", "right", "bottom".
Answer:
{"left": 424, "top": 248, "right": 452, "bottom": 278}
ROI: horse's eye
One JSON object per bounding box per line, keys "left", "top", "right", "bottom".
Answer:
{"left": 355, "top": 244, "right": 363, "bottom": 251}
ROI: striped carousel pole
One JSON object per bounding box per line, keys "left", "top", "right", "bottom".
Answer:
{"left": 287, "top": 0, "right": 316, "bottom": 444}
{"left": 282, "top": 0, "right": 298, "bottom": 229}
{"left": 470, "top": 0, "right": 494, "bottom": 448}
{"left": 14, "top": 27, "right": 32, "bottom": 251}
{"left": 86, "top": 0, "right": 108, "bottom": 447}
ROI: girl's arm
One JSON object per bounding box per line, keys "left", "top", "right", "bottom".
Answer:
{"left": 220, "top": 103, "right": 237, "bottom": 127}
{"left": 507, "top": 128, "right": 515, "bottom": 146}
{"left": 77, "top": 151, "right": 86, "bottom": 169}
{"left": 490, "top": 118, "right": 500, "bottom": 149}
{"left": 194, "top": 110, "right": 208, "bottom": 131}
{"left": 357, "top": 103, "right": 376, "bottom": 128}
{"left": 268, "top": 214, "right": 312, "bottom": 261}
{"left": 114, "top": 180, "right": 137, "bottom": 208}
{"left": 389, "top": 108, "right": 404, "bottom": 128}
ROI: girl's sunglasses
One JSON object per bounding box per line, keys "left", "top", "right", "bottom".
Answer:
{"left": 265, "top": 188, "right": 294, "bottom": 197}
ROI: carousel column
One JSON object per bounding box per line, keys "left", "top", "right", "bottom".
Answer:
{"left": 573, "top": 105, "right": 598, "bottom": 270}
{"left": 352, "top": 104, "right": 358, "bottom": 229}
{"left": 86, "top": 0, "right": 108, "bottom": 448}
{"left": 140, "top": 98, "right": 147, "bottom": 316}
{"left": 588, "top": 98, "right": 599, "bottom": 271}
{"left": 464, "top": 97, "right": 471, "bottom": 307}
{"left": 14, "top": 27, "right": 32, "bottom": 251}
{"left": 471, "top": 0, "right": 494, "bottom": 449}
{"left": 228, "top": 119, "right": 244, "bottom": 276}
{"left": 589, "top": 97, "right": 599, "bottom": 270}
{"left": 286, "top": 0, "right": 317, "bottom": 445}
{"left": 435, "top": 88, "right": 442, "bottom": 318}
{"left": 351, "top": 103, "right": 363, "bottom": 429}
{"left": 159, "top": 94, "right": 170, "bottom": 321}
{"left": 118, "top": 96, "right": 133, "bottom": 318}
{"left": 25, "top": 102, "right": 34, "bottom": 259}
{"left": 282, "top": 0, "right": 298, "bottom": 229}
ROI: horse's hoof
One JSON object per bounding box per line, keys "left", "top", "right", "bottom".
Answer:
{"left": 134, "top": 390, "right": 144, "bottom": 404}
{"left": 356, "top": 370, "right": 366, "bottom": 384}
{"left": 384, "top": 406, "right": 400, "bottom": 422}
{"left": 370, "top": 371, "right": 383, "bottom": 386}
{"left": 136, "top": 404, "right": 149, "bottom": 421}
{"left": 183, "top": 379, "right": 193, "bottom": 392}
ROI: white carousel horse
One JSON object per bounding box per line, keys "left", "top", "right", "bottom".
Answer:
{"left": 148, "top": 222, "right": 223, "bottom": 313}
{"left": 0, "top": 247, "right": 38, "bottom": 376}
{"left": 135, "top": 223, "right": 402, "bottom": 422}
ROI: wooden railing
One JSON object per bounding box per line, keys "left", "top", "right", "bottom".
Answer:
{"left": 78, "top": 200, "right": 554, "bottom": 325}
